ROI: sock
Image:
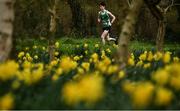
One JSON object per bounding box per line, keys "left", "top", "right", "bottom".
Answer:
{"left": 108, "top": 37, "right": 116, "bottom": 41}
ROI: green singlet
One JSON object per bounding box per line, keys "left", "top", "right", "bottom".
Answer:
{"left": 99, "top": 10, "right": 111, "bottom": 28}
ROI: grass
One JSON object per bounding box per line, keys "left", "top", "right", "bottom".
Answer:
{"left": 16, "top": 37, "right": 180, "bottom": 56}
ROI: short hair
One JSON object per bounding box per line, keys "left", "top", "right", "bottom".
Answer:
{"left": 100, "top": 2, "right": 106, "bottom": 7}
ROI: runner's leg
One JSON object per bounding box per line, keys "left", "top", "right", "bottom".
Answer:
{"left": 101, "top": 30, "right": 109, "bottom": 45}
{"left": 107, "top": 33, "right": 116, "bottom": 41}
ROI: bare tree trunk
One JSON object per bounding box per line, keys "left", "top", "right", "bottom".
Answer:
{"left": 0, "top": 0, "right": 14, "bottom": 62}
{"left": 156, "top": 20, "right": 166, "bottom": 52}
{"left": 48, "top": 0, "right": 58, "bottom": 61}
{"left": 117, "top": 0, "right": 144, "bottom": 65}
{"left": 67, "top": 0, "right": 87, "bottom": 37}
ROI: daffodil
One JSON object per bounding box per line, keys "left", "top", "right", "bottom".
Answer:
{"left": 0, "top": 93, "right": 14, "bottom": 110}
{"left": 11, "top": 80, "right": 21, "bottom": 90}
{"left": 139, "top": 51, "right": 147, "bottom": 61}
{"left": 169, "top": 76, "right": 180, "bottom": 91}
{"left": 163, "top": 52, "right": 171, "bottom": 64}
{"left": 76, "top": 45, "right": 80, "bottom": 48}
{"left": 118, "top": 71, "right": 125, "bottom": 79}
{"left": 107, "top": 65, "right": 118, "bottom": 75}
{"left": 33, "top": 45, "right": 37, "bottom": 49}
{"left": 0, "top": 61, "right": 19, "bottom": 81}
{"left": 154, "top": 52, "right": 163, "bottom": 61}
{"left": 18, "top": 51, "right": 25, "bottom": 58}
{"left": 152, "top": 69, "right": 169, "bottom": 86}
{"left": 155, "top": 87, "right": 173, "bottom": 106}
{"left": 123, "top": 81, "right": 155, "bottom": 108}
{"left": 173, "top": 57, "right": 179, "bottom": 63}
{"left": 128, "top": 58, "right": 135, "bottom": 66}
{"left": 60, "top": 57, "right": 77, "bottom": 73}
{"left": 85, "top": 50, "right": 88, "bottom": 55}
{"left": 106, "top": 48, "right": 111, "bottom": 53}
{"left": 136, "top": 60, "right": 143, "bottom": 67}
{"left": 62, "top": 75, "right": 104, "bottom": 106}
{"left": 147, "top": 51, "right": 153, "bottom": 61}
{"left": 95, "top": 44, "right": 99, "bottom": 48}
{"left": 131, "top": 82, "right": 154, "bottom": 108}
{"left": 91, "top": 53, "right": 99, "bottom": 63}
{"left": 34, "top": 55, "right": 39, "bottom": 60}
{"left": 84, "top": 43, "right": 88, "bottom": 48}
{"left": 81, "top": 62, "right": 90, "bottom": 72}
{"left": 42, "top": 46, "right": 46, "bottom": 51}
{"left": 101, "top": 50, "right": 106, "bottom": 59}
{"left": 55, "top": 52, "right": 59, "bottom": 56}
{"left": 143, "top": 63, "right": 151, "bottom": 69}
{"left": 73, "top": 56, "right": 80, "bottom": 61}
{"left": 55, "top": 41, "right": 60, "bottom": 48}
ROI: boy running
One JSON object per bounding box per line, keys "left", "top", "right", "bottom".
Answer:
{"left": 98, "top": 2, "right": 117, "bottom": 45}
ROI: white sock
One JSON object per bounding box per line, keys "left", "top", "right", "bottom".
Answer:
{"left": 108, "top": 37, "right": 116, "bottom": 41}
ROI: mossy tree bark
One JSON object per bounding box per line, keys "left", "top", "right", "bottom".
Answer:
{"left": 48, "top": 0, "right": 59, "bottom": 61}
{"left": 0, "top": 0, "right": 14, "bottom": 62}
{"left": 117, "top": 0, "right": 144, "bottom": 65}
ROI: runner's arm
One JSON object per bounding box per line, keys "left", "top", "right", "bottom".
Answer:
{"left": 107, "top": 11, "right": 116, "bottom": 24}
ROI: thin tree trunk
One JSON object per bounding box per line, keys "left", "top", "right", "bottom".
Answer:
{"left": 0, "top": 0, "right": 14, "bottom": 62}
{"left": 156, "top": 20, "right": 166, "bottom": 52}
{"left": 48, "top": 0, "right": 58, "bottom": 61}
{"left": 117, "top": 0, "right": 144, "bottom": 65}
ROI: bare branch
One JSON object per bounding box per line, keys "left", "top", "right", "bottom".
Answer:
{"left": 162, "top": 0, "right": 180, "bottom": 13}
{"left": 127, "top": 0, "right": 131, "bottom": 7}
{"left": 127, "top": 0, "right": 134, "bottom": 8}
{"left": 48, "top": 8, "right": 54, "bottom": 15}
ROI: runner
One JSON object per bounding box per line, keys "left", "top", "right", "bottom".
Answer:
{"left": 98, "top": 2, "right": 118, "bottom": 45}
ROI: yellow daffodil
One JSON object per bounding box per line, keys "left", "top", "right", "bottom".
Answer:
{"left": 95, "top": 44, "right": 99, "bottom": 48}
{"left": 143, "top": 63, "right": 151, "bottom": 69}
{"left": 147, "top": 51, "right": 153, "bottom": 61}
{"left": 128, "top": 58, "right": 135, "bottom": 66}
{"left": 62, "top": 74, "right": 104, "bottom": 106}
{"left": 91, "top": 53, "right": 99, "bottom": 63}
{"left": 55, "top": 52, "right": 59, "bottom": 56}
{"left": 163, "top": 52, "right": 171, "bottom": 64}
{"left": 131, "top": 82, "right": 154, "bottom": 108}
{"left": 139, "top": 51, "right": 147, "bottom": 61}
{"left": 60, "top": 57, "right": 77, "bottom": 73}
{"left": 34, "top": 55, "right": 38, "bottom": 60}
{"left": 136, "top": 60, "right": 143, "bottom": 67}
{"left": 154, "top": 52, "right": 163, "bottom": 61}
{"left": 81, "top": 62, "right": 90, "bottom": 72}
{"left": 55, "top": 42, "right": 60, "bottom": 48}
{"left": 73, "top": 56, "right": 80, "bottom": 61}
{"left": 118, "top": 71, "right": 125, "bottom": 79}
{"left": 155, "top": 87, "right": 173, "bottom": 106}
{"left": 173, "top": 57, "right": 179, "bottom": 63}
{"left": 0, "top": 61, "right": 19, "bottom": 81}
{"left": 152, "top": 69, "right": 169, "bottom": 86}
{"left": 18, "top": 51, "right": 25, "bottom": 58}
{"left": 84, "top": 43, "right": 88, "bottom": 48}
{"left": 0, "top": 93, "right": 14, "bottom": 110}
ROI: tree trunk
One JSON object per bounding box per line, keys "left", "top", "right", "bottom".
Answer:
{"left": 48, "top": 0, "right": 58, "bottom": 61}
{"left": 67, "top": 0, "right": 87, "bottom": 37}
{"left": 136, "top": 5, "right": 158, "bottom": 40}
{"left": 0, "top": 0, "right": 14, "bottom": 62}
{"left": 156, "top": 20, "right": 166, "bottom": 52}
{"left": 117, "top": 0, "right": 144, "bottom": 65}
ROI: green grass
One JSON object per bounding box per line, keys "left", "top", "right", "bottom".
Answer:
{"left": 16, "top": 37, "right": 180, "bottom": 58}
